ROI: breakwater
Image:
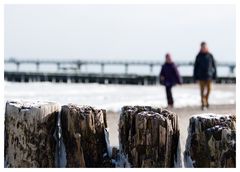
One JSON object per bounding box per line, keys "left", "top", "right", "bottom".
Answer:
{"left": 4, "top": 101, "right": 236, "bottom": 168}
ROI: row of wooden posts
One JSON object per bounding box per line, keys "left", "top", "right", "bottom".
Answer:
{"left": 4, "top": 101, "right": 236, "bottom": 168}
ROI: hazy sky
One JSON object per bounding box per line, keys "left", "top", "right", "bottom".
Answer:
{"left": 5, "top": 4, "right": 235, "bottom": 62}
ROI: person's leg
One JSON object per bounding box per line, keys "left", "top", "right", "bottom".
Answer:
{"left": 199, "top": 80, "right": 205, "bottom": 109}
{"left": 169, "top": 86, "right": 174, "bottom": 107}
{"left": 205, "top": 80, "right": 212, "bottom": 108}
{"left": 166, "top": 86, "right": 173, "bottom": 107}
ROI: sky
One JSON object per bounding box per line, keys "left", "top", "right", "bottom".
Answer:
{"left": 4, "top": 4, "right": 235, "bottom": 62}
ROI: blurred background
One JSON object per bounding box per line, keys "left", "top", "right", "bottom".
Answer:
{"left": 4, "top": 4, "right": 236, "bottom": 110}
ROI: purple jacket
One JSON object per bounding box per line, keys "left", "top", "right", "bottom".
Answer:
{"left": 159, "top": 63, "right": 182, "bottom": 87}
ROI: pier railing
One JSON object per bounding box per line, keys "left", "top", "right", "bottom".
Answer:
{"left": 4, "top": 58, "right": 236, "bottom": 74}
{"left": 4, "top": 58, "right": 236, "bottom": 84}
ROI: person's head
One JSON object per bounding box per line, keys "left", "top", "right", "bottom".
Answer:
{"left": 200, "top": 42, "right": 209, "bottom": 53}
{"left": 165, "top": 53, "right": 173, "bottom": 64}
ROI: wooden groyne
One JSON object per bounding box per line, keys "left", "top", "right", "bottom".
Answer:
{"left": 4, "top": 101, "right": 60, "bottom": 167}
{"left": 184, "top": 114, "right": 236, "bottom": 167}
{"left": 4, "top": 101, "right": 236, "bottom": 168}
{"left": 60, "top": 104, "right": 110, "bottom": 167}
{"left": 119, "top": 106, "right": 181, "bottom": 167}
{"left": 4, "top": 101, "right": 111, "bottom": 168}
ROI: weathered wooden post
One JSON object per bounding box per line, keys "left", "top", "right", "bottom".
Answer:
{"left": 184, "top": 114, "right": 236, "bottom": 168}
{"left": 60, "top": 104, "right": 111, "bottom": 167}
{"left": 119, "top": 106, "right": 181, "bottom": 167}
{"left": 4, "top": 101, "right": 60, "bottom": 167}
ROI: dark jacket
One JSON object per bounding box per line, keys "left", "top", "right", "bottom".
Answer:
{"left": 193, "top": 52, "right": 217, "bottom": 80}
{"left": 159, "top": 63, "right": 182, "bottom": 87}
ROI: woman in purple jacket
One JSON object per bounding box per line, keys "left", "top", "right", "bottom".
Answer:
{"left": 160, "top": 53, "right": 182, "bottom": 108}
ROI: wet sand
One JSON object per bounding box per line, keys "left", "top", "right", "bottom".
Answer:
{"left": 106, "top": 104, "right": 236, "bottom": 149}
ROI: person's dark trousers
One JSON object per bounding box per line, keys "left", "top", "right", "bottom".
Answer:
{"left": 165, "top": 86, "right": 173, "bottom": 106}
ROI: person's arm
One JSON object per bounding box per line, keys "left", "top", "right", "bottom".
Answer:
{"left": 211, "top": 55, "right": 217, "bottom": 79}
{"left": 159, "top": 65, "right": 165, "bottom": 84}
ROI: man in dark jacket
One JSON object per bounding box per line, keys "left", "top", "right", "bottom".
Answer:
{"left": 193, "top": 42, "right": 217, "bottom": 110}
{"left": 160, "top": 53, "right": 182, "bottom": 108}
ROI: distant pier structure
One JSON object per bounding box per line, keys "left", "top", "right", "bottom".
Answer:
{"left": 4, "top": 58, "right": 236, "bottom": 85}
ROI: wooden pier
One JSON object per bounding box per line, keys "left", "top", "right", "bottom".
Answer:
{"left": 5, "top": 58, "right": 236, "bottom": 74}
{"left": 4, "top": 71, "right": 235, "bottom": 85}
{"left": 4, "top": 58, "right": 236, "bottom": 84}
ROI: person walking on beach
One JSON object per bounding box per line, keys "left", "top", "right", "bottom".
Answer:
{"left": 160, "top": 53, "right": 182, "bottom": 108}
{"left": 193, "top": 42, "right": 217, "bottom": 110}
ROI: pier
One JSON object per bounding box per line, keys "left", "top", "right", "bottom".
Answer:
{"left": 4, "top": 58, "right": 236, "bottom": 84}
